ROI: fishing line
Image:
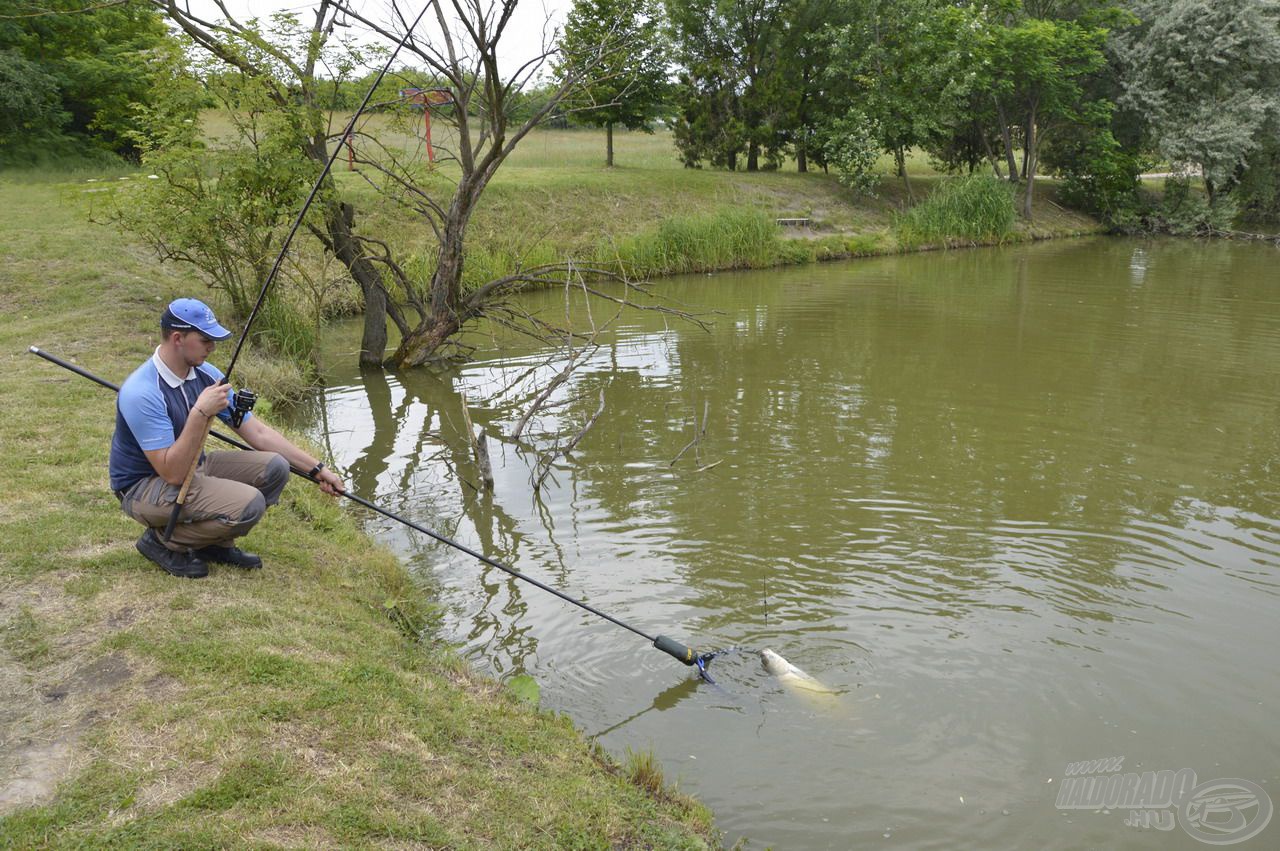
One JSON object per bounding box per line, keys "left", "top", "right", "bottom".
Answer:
{"left": 30, "top": 346, "right": 720, "bottom": 678}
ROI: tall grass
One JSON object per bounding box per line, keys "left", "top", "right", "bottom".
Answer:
{"left": 602, "top": 207, "right": 781, "bottom": 276}
{"left": 895, "top": 175, "right": 1017, "bottom": 246}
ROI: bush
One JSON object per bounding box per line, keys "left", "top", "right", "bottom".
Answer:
{"left": 815, "top": 110, "right": 882, "bottom": 196}
{"left": 1235, "top": 135, "right": 1280, "bottom": 222}
{"left": 1054, "top": 129, "right": 1145, "bottom": 226}
{"left": 1144, "top": 176, "right": 1237, "bottom": 236}
{"left": 894, "top": 176, "right": 1016, "bottom": 246}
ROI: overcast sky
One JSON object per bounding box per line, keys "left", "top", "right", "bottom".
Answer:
{"left": 181, "top": 0, "right": 573, "bottom": 79}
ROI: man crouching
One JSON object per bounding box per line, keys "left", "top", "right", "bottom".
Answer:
{"left": 109, "top": 298, "right": 345, "bottom": 578}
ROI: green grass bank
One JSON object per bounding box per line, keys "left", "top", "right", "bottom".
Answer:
{"left": 0, "top": 177, "right": 715, "bottom": 847}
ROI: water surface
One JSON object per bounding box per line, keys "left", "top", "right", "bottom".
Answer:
{"left": 299, "top": 237, "right": 1280, "bottom": 848}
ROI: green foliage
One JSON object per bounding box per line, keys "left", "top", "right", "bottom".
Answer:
{"left": 666, "top": 0, "right": 800, "bottom": 170}
{"left": 557, "top": 0, "right": 669, "bottom": 162}
{"left": 1235, "top": 132, "right": 1280, "bottom": 221}
{"left": 113, "top": 49, "right": 324, "bottom": 365}
{"left": 0, "top": 49, "right": 65, "bottom": 139}
{"left": 1050, "top": 127, "right": 1145, "bottom": 225}
{"left": 817, "top": 109, "right": 882, "bottom": 195}
{"left": 895, "top": 175, "right": 1017, "bottom": 245}
{"left": 1117, "top": 0, "right": 1280, "bottom": 195}
{"left": 0, "top": 1, "right": 174, "bottom": 162}
{"left": 1144, "top": 176, "right": 1237, "bottom": 235}
{"left": 820, "top": 0, "right": 963, "bottom": 179}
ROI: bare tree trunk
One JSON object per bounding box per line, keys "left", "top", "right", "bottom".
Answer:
{"left": 980, "top": 127, "right": 1003, "bottom": 179}
{"left": 392, "top": 210, "right": 468, "bottom": 366}
{"left": 325, "top": 202, "right": 390, "bottom": 364}
{"left": 995, "top": 99, "right": 1019, "bottom": 183}
{"left": 896, "top": 146, "right": 913, "bottom": 201}
{"left": 393, "top": 308, "right": 461, "bottom": 368}
{"left": 747, "top": 141, "right": 759, "bottom": 171}
{"left": 606, "top": 121, "right": 614, "bottom": 167}
{"left": 1022, "top": 108, "right": 1038, "bottom": 220}
{"left": 1020, "top": 137, "right": 1030, "bottom": 180}
{"left": 797, "top": 138, "right": 807, "bottom": 173}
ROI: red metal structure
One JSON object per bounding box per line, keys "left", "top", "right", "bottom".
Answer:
{"left": 399, "top": 87, "right": 455, "bottom": 163}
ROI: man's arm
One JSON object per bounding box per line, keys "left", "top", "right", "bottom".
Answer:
{"left": 235, "top": 415, "right": 346, "bottom": 495}
{"left": 141, "top": 383, "right": 232, "bottom": 485}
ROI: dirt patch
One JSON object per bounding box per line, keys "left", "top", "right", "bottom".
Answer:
{"left": 0, "top": 575, "right": 147, "bottom": 817}
{"left": 0, "top": 739, "right": 75, "bottom": 812}
{"left": 65, "top": 652, "right": 134, "bottom": 693}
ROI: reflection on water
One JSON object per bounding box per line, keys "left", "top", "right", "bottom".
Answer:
{"left": 297, "top": 237, "right": 1280, "bottom": 849}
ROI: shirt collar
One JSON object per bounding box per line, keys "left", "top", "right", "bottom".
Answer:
{"left": 152, "top": 346, "right": 196, "bottom": 389}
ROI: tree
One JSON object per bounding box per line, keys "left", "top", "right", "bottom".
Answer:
{"left": 116, "top": 41, "right": 331, "bottom": 361}
{"left": 1116, "top": 0, "right": 1280, "bottom": 202}
{"left": 667, "top": 0, "right": 793, "bottom": 171}
{"left": 776, "top": 0, "right": 846, "bottom": 172}
{"left": 996, "top": 13, "right": 1111, "bottom": 217}
{"left": 335, "top": 0, "right": 663, "bottom": 366}
{"left": 821, "top": 0, "right": 967, "bottom": 197}
{"left": 927, "top": 1, "right": 1118, "bottom": 218}
{"left": 147, "top": 2, "right": 400, "bottom": 366}
{"left": 0, "top": 49, "right": 64, "bottom": 143}
{"left": 557, "top": 0, "right": 669, "bottom": 166}
{"left": 152, "top": 0, "right": 673, "bottom": 369}
{"left": 0, "top": 0, "right": 173, "bottom": 161}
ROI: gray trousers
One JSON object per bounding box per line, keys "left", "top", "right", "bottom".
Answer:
{"left": 118, "top": 451, "right": 290, "bottom": 551}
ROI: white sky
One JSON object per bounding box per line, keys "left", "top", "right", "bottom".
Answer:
{"left": 180, "top": 1, "right": 573, "bottom": 80}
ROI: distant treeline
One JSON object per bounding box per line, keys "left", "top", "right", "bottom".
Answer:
{"left": 5, "top": 0, "right": 1278, "bottom": 225}
{"left": 649, "top": 0, "right": 1280, "bottom": 222}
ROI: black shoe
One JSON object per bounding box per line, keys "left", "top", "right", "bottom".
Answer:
{"left": 136, "top": 529, "right": 208, "bottom": 579}
{"left": 196, "top": 544, "right": 263, "bottom": 570}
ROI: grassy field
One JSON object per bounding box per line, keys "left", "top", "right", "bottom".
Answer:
{"left": 202, "top": 111, "right": 1100, "bottom": 265}
{"left": 0, "top": 177, "right": 715, "bottom": 847}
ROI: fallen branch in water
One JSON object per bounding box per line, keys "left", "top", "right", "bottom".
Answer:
{"left": 534, "top": 388, "right": 607, "bottom": 491}
{"left": 670, "top": 399, "right": 711, "bottom": 466}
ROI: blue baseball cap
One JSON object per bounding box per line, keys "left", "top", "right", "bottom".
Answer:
{"left": 161, "top": 298, "right": 232, "bottom": 340}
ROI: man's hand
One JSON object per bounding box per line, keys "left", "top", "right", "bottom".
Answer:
{"left": 195, "top": 383, "right": 232, "bottom": 418}
{"left": 315, "top": 467, "right": 345, "bottom": 496}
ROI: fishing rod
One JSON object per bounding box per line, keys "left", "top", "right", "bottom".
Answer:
{"left": 29, "top": 346, "right": 717, "bottom": 676}
{"left": 161, "top": 2, "right": 433, "bottom": 543}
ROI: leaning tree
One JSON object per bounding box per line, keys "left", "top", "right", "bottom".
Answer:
{"left": 150, "top": 0, "right": 673, "bottom": 368}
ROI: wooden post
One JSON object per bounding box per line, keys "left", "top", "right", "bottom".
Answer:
{"left": 459, "top": 393, "right": 493, "bottom": 490}
{"left": 424, "top": 108, "right": 435, "bottom": 164}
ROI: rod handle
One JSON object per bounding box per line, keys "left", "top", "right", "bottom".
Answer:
{"left": 653, "top": 634, "right": 696, "bottom": 666}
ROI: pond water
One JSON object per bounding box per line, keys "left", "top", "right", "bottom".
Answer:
{"left": 296, "top": 237, "right": 1280, "bottom": 849}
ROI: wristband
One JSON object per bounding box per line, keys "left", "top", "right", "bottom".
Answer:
{"left": 308, "top": 461, "right": 326, "bottom": 478}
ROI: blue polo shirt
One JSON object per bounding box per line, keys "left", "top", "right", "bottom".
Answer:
{"left": 108, "top": 349, "right": 251, "bottom": 492}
